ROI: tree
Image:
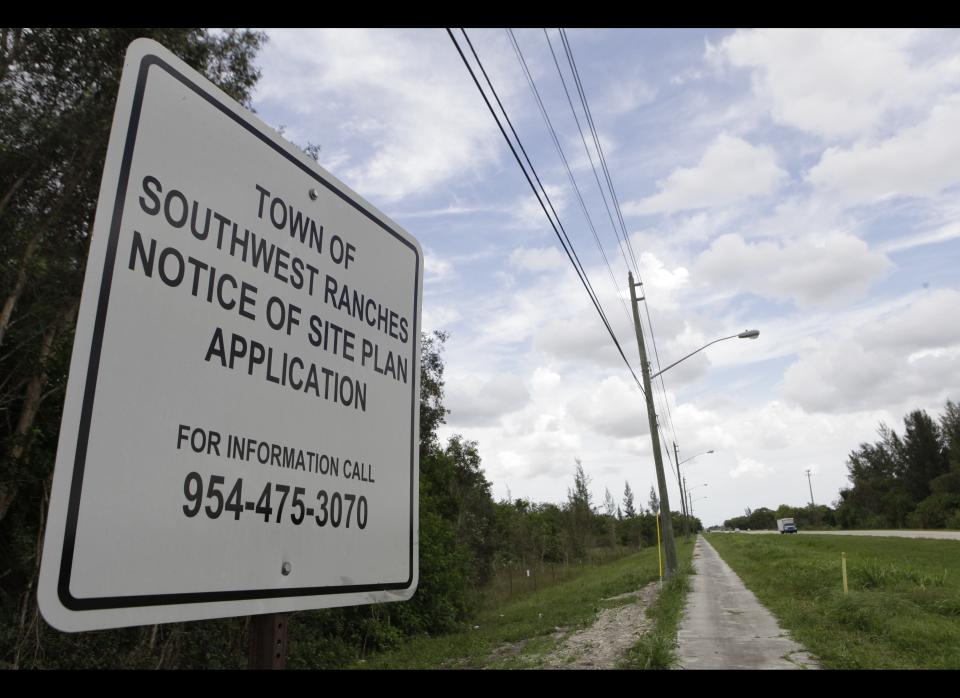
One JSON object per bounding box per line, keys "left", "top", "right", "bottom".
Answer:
{"left": 940, "top": 401, "right": 960, "bottom": 472}
{"left": 418, "top": 330, "right": 449, "bottom": 455}
{"left": 603, "top": 487, "right": 617, "bottom": 517}
{"left": 0, "top": 28, "right": 267, "bottom": 669}
{"left": 899, "top": 409, "right": 949, "bottom": 504}
{"left": 622, "top": 481, "right": 637, "bottom": 518}
{"left": 648, "top": 485, "right": 660, "bottom": 514}
{"left": 837, "top": 424, "right": 911, "bottom": 528}
{"left": 566, "top": 460, "right": 593, "bottom": 558}
{"left": 0, "top": 28, "right": 266, "bottom": 523}
{"left": 602, "top": 487, "right": 618, "bottom": 548}
{"left": 416, "top": 332, "right": 497, "bottom": 612}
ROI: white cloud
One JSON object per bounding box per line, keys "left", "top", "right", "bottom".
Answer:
{"left": 654, "top": 323, "right": 713, "bottom": 386}
{"left": 708, "top": 29, "right": 960, "bottom": 140}
{"left": 623, "top": 134, "right": 788, "bottom": 215}
{"left": 424, "top": 249, "right": 454, "bottom": 282}
{"left": 509, "top": 246, "right": 567, "bottom": 272}
{"left": 534, "top": 316, "right": 628, "bottom": 370}
{"left": 568, "top": 376, "right": 649, "bottom": 438}
{"left": 782, "top": 289, "right": 960, "bottom": 413}
{"left": 445, "top": 372, "right": 531, "bottom": 427}
{"left": 509, "top": 184, "right": 568, "bottom": 231}
{"left": 395, "top": 204, "right": 501, "bottom": 220}
{"left": 565, "top": 131, "right": 619, "bottom": 175}
{"left": 422, "top": 305, "right": 461, "bottom": 334}
{"left": 659, "top": 210, "right": 739, "bottom": 245}
{"left": 638, "top": 252, "right": 690, "bottom": 294}
{"left": 729, "top": 457, "right": 774, "bottom": 480}
{"left": 694, "top": 232, "right": 892, "bottom": 307}
{"left": 599, "top": 78, "right": 657, "bottom": 114}
{"left": 670, "top": 67, "right": 704, "bottom": 86}
{"left": 255, "top": 29, "right": 507, "bottom": 204}
{"left": 881, "top": 221, "right": 960, "bottom": 254}
{"left": 807, "top": 97, "right": 960, "bottom": 205}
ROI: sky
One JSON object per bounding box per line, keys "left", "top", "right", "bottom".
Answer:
{"left": 249, "top": 28, "right": 960, "bottom": 527}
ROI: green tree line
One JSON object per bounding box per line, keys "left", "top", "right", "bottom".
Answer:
{"left": 0, "top": 28, "right": 699, "bottom": 669}
{"left": 723, "top": 401, "right": 960, "bottom": 532}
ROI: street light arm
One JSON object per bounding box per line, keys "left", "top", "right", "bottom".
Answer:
{"left": 650, "top": 330, "right": 759, "bottom": 380}
{"left": 650, "top": 335, "right": 737, "bottom": 380}
{"left": 678, "top": 449, "right": 714, "bottom": 466}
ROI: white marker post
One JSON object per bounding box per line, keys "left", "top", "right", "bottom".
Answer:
{"left": 37, "top": 39, "right": 422, "bottom": 657}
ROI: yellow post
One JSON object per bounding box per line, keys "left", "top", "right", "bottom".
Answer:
{"left": 656, "top": 512, "right": 663, "bottom": 580}
{"left": 842, "top": 552, "right": 848, "bottom": 595}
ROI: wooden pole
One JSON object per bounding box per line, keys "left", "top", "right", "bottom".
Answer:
{"left": 248, "top": 613, "right": 290, "bottom": 669}
{"left": 629, "top": 272, "right": 678, "bottom": 578}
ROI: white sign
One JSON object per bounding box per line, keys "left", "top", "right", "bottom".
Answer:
{"left": 38, "top": 39, "right": 422, "bottom": 632}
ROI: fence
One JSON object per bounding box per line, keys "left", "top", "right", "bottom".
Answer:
{"left": 477, "top": 547, "right": 635, "bottom": 609}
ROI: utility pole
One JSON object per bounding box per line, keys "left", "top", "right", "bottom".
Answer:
{"left": 674, "top": 442, "right": 689, "bottom": 538}
{"left": 628, "top": 272, "right": 678, "bottom": 578}
{"left": 806, "top": 469, "right": 815, "bottom": 507}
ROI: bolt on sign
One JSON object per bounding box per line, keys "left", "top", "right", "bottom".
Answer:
{"left": 38, "top": 39, "right": 422, "bottom": 632}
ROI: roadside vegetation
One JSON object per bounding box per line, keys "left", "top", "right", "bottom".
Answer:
{"left": 707, "top": 533, "right": 960, "bottom": 669}
{"left": 618, "top": 550, "right": 693, "bottom": 669}
{"left": 721, "top": 400, "right": 960, "bottom": 533}
{"left": 358, "top": 539, "right": 694, "bottom": 669}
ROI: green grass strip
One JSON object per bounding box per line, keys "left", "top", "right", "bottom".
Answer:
{"left": 706, "top": 533, "right": 960, "bottom": 669}
{"left": 618, "top": 538, "right": 695, "bottom": 669}
{"left": 356, "top": 543, "right": 683, "bottom": 669}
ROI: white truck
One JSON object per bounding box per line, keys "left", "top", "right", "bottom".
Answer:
{"left": 777, "top": 518, "right": 798, "bottom": 534}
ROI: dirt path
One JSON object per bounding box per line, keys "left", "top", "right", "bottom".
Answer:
{"left": 537, "top": 581, "right": 660, "bottom": 669}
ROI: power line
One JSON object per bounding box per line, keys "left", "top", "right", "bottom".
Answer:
{"left": 457, "top": 29, "right": 611, "bottom": 345}
{"left": 559, "top": 29, "right": 682, "bottom": 453}
{"left": 511, "top": 28, "right": 682, "bottom": 508}
{"left": 447, "top": 28, "right": 646, "bottom": 395}
{"left": 521, "top": 29, "right": 681, "bottom": 455}
{"left": 559, "top": 28, "right": 641, "bottom": 274}
{"left": 505, "top": 28, "right": 634, "bottom": 334}
{"left": 458, "top": 29, "right": 601, "bottom": 314}
{"left": 454, "top": 27, "right": 683, "bottom": 511}
{"left": 543, "top": 29, "right": 635, "bottom": 284}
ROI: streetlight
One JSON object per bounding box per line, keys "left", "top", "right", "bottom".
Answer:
{"left": 687, "top": 483, "right": 708, "bottom": 503}
{"left": 627, "top": 269, "right": 759, "bottom": 579}
{"left": 678, "top": 449, "right": 714, "bottom": 466}
{"left": 689, "top": 496, "right": 708, "bottom": 521}
{"left": 673, "top": 446, "right": 714, "bottom": 537}
{"left": 651, "top": 330, "right": 759, "bottom": 380}
{"left": 687, "top": 492, "right": 709, "bottom": 533}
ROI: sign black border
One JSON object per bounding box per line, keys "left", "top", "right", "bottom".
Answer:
{"left": 58, "top": 54, "right": 419, "bottom": 611}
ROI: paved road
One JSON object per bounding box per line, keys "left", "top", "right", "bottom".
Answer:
{"left": 727, "top": 530, "right": 960, "bottom": 541}
{"left": 676, "top": 536, "right": 818, "bottom": 670}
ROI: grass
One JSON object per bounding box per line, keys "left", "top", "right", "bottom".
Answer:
{"left": 618, "top": 553, "right": 693, "bottom": 670}
{"left": 475, "top": 548, "right": 636, "bottom": 611}
{"left": 356, "top": 540, "right": 694, "bottom": 669}
{"left": 706, "top": 533, "right": 960, "bottom": 669}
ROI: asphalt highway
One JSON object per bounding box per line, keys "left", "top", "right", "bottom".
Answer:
{"left": 723, "top": 529, "right": 960, "bottom": 541}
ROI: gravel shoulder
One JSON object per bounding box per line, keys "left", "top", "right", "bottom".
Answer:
{"left": 531, "top": 582, "right": 660, "bottom": 669}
